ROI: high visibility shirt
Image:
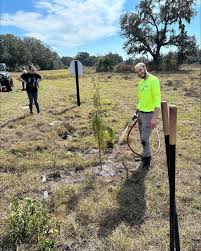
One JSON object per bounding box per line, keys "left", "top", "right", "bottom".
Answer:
{"left": 137, "top": 74, "right": 161, "bottom": 112}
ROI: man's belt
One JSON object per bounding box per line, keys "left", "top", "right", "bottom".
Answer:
{"left": 139, "top": 111, "right": 153, "bottom": 113}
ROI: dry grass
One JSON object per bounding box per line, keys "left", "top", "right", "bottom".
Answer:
{"left": 0, "top": 65, "right": 200, "bottom": 250}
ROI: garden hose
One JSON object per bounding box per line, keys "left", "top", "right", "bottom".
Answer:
{"left": 126, "top": 115, "right": 161, "bottom": 157}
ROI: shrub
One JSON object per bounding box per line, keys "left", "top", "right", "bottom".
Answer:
{"left": 161, "top": 57, "right": 179, "bottom": 71}
{"left": 7, "top": 197, "right": 58, "bottom": 250}
{"left": 115, "top": 63, "right": 134, "bottom": 73}
{"left": 96, "top": 57, "right": 114, "bottom": 72}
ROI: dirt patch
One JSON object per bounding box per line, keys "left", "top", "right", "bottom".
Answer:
{"left": 46, "top": 171, "right": 62, "bottom": 182}
{"left": 42, "top": 169, "right": 85, "bottom": 185}
{"left": 0, "top": 166, "right": 17, "bottom": 173}
{"left": 58, "top": 131, "right": 73, "bottom": 140}
{"left": 92, "top": 163, "right": 117, "bottom": 177}
{"left": 57, "top": 123, "right": 76, "bottom": 140}
{"left": 183, "top": 87, "right": 200, "bottom": 98}
{"left": 41, "top": 146, "right": 139, "bottom": 187}
{"left": 164, "top": 79, "right": 185, "bottom": 87}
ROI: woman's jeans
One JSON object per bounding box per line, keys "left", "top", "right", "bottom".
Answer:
{"left": 27, "top": 91, "right": 40, "bottom": 113}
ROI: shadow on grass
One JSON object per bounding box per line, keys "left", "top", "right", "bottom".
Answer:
{"left": 98, "top": 167, "right": 149, "bottom": 238}
{"left": 0, "top": 114, "right": 29, "bottom": 129}
{"left": 65, "top": 177, "right": 96, "bottom": 214}
{"left": 0, "top": 237, "right": 16, "bottom": 251}
{"left": 49, "top": 105, "right": 77, "bottom": 116}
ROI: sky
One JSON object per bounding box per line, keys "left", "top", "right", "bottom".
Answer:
{"left": 0, "top": 0, "right": 200, "bottom": 59}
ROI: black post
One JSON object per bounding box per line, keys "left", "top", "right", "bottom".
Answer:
{"left": 169, "top": 105, "right": 178, "bottom": 251}
{"left": 166, "top": 134, "right": 180, "bottom": 251}
{"left": 75, "top": 60, "right": 80, "bottom": 106}
{"left": 161, "top": 102, "right": 180, "bottom": 251}
{"left": 169, "top": 144, "right": 176, "bottom": 251}
{"left": 174, "top": 213, "right": 180, "bottom": 251}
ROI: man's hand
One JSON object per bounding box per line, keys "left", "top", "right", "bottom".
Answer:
{"left": 131, "top": 111, "right": 138, "bottom": 120}
{"left": 151, "top": 108, "right": 160, "bottom": 129}
{"left": 150, "top": 117, "right": 157, "bottom": 129}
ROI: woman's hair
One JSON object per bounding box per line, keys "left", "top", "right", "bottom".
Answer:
{"left": 28, "top": 65, "right": 37, "bottom": 72}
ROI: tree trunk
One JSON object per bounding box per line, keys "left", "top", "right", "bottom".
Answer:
{"left": 152, "top": 54, "right": 161, "bottom": 71}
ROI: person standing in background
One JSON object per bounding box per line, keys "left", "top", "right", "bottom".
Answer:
{"left": 21, "top": 66, "right": 28, "bottom": 91}
{"left": 20, "top": 65, "right": 43, "bottom": 114}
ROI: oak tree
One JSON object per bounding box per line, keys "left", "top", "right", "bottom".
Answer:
{"left": 120, "top": 0, "right": 197, "bottom": 70}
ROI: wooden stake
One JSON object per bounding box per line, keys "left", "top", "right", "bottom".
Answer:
{"left": 169, "top": 105, "right": 177, "bottom": 251}
{"left": 161, "top": 101, "right": 170, "bottom": 167}
{"left": 161, "top": 102, "right": 180, "bottom": 251}
{"left": 169, "top": 106, "right": 177, "bottom": 145}
{"left": 161, "top": 101, "right": 169, "bottom": 136}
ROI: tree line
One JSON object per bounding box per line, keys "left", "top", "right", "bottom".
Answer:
{"left": 0, "top": 34, "right": 64, "bottom": 71}
{"left": 1, "top": 33, "right": 200, "bottom": 72}
{"left": 0, "top": 34, "right": 125, "bottom": 71}
{"left": 0, "top": 34, "right": 128, "bottom": 72}
{"left": 0, "top": 33, "right": 200, "bottom": 73}
{"left": 60, "top": 0, "right": 201, "bottom": 72}
{"left": 0, "top": 0, "right": 200, "bottom": 72}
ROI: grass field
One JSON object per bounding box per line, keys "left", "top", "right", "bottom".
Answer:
{"left": 0, "top": 65, "right": 200, "bottom": 250}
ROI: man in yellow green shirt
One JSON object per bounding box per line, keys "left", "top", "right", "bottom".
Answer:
{"left": 134, "top": 62, "right": 161, "bottom": 168}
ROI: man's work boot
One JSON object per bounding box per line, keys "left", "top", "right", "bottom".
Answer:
{"left": 141, "top": 156, "right": 151, "bottom": 169}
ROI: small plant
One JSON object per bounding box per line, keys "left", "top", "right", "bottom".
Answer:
{"left": 7, "top": 197, "right": 58, "bottom": 250}
{"left": 92, "top": 83, "right": 104, "bottom": 167}
{"left": 104, "top": 126, "right": 115, "bottom": 149}
{"left": 92, "top": 82, "right": 115, "bottom": 167}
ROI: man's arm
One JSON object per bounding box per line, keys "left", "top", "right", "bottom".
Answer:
{"left": 150, "top": 107, "right": 160, "bottom": 129}
{"left": 150, "top": 78, "right": 161, "bottom": 128}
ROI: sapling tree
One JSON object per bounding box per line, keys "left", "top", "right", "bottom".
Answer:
{"left": 92, "top": 82, "right": 104, "bottom": 168}
{"left": 92, "top": 82, "right": 115, "bottom": 168}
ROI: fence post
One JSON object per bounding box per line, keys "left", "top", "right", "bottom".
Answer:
{"left": 169, "top": 105, "right": 177, "bottom": 251}
{"left": 161, "top": 102, "right": 180, "bottom": 251}
{"left": 161, "top": 101, "right": 169, "bottom": 164}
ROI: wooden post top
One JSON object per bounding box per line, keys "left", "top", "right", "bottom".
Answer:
{"left": 161, "top": 101, "right": 169, "bottom": 136}
{"left": 169, "top": 105, "right": 177, "bottom": 145}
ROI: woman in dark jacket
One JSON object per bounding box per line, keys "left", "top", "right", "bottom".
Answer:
{"left": 20, "top": 65, "right": 43, "bottom": 114}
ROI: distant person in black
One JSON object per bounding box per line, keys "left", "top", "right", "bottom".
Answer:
{"left": 20, "top": 65, "right": 43, "bottom": 114}
{"left": 21, "top": 66, "right": 28, "bottom": 91}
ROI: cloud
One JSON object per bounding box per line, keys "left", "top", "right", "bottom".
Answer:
{"left": 1, "top": 0, "right": 126, "bottom": 50}
{"left": 195, "top": 0, "right": 201, "bottom": 5}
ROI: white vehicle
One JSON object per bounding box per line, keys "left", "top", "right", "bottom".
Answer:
{"left": 0, "top": 63, "right": 14, "bottom": 91}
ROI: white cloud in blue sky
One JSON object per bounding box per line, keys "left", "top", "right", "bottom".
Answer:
{"left": 1, "top": 0, "right": 126, "bottom": 50}
{"left": 1, "top": 0, "right": 200, "bottom": 58}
